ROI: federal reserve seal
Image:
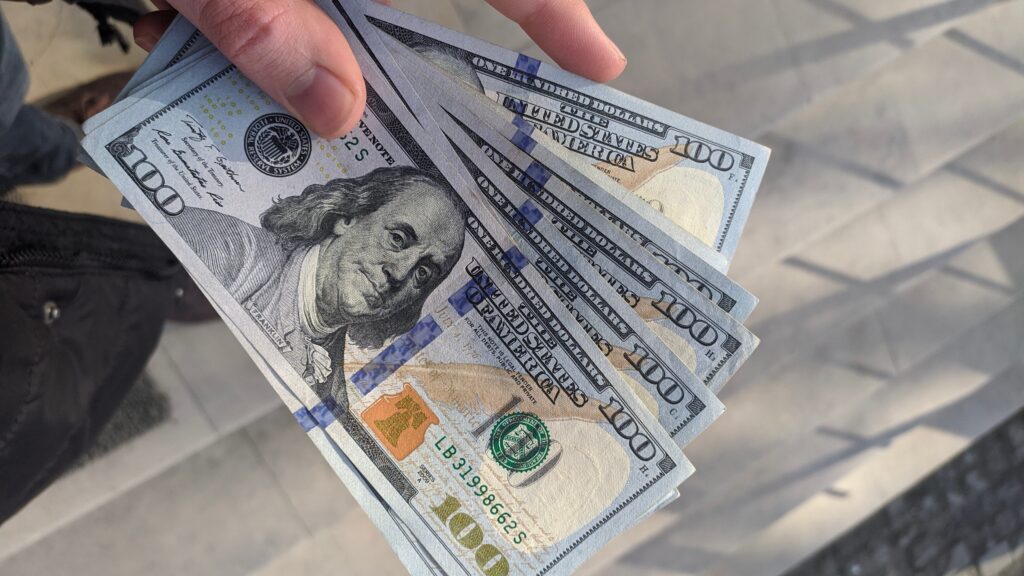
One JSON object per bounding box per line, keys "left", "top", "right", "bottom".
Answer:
{"left": 244, "top": 114, "right": 311, "bottom": 177}
{"left": 489, "top": 412, "right": 550, "bottom": 472}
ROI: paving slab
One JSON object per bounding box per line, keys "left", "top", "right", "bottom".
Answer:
{"left": 884, "top": 170, "right": 1024, "bottom": 269}
{"left": 775, "top": 0, "right": 1024, "bottom": 185}
{"left": 251, "top": 507, "right": 407, "bottom": 576}
{"left": 449, "top": 0, "right": 530, "bottom": 52}
{"left": 244, "top": 407, "right": 357, "bottom": 535}
{"left": 0, "top": 344, "right": 216, "bottom": 561}
{"left": 730, "top": 132, "right": 897, "bottom": 281}
{"left": 0, "top": 426, "right": 309, "bottom": 576}
{"left": 593, "top": 295, "right": 1024, "bottom": 576}
{"left": 734, "top": 111, "right": 1024, "bottom": 283}
{"left": 584, "top": 0, "right": 998, "bottom": 136}
{"left": 947, "top": 116, "right": 1024, "bottom": 203}
{"left": 737, "top": 113, "right": 1024, "bottom": 377}
{"left": 588, "top": 0, "right": 803, "bottom": 136}
{"left": 726, "top": 216, "right": 1024, "bottom": 486}
{"left": 736, "top": 208, "right": 907, "bottom": 379}
{"left": 878, "top": 238, "right": 1021, "bottom": 371}
{"left": 688, "top": 311, "right": 896, "bottom": 503}
{"left": 160, "top": 321, "right": 280, "bottom": 436}
{"left": 766, "top": 0, "right": 1003, "bottom": 117}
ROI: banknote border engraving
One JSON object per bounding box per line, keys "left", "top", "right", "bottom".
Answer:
{"left": 168, "top": 29, "right": 204, "bottom": 68}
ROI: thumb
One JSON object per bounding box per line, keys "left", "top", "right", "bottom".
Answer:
{"left": 169, "top": 0, "right": 366, "bottom": 138}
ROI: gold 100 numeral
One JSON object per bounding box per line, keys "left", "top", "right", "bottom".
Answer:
{"left": 432, "top": 495, "right": 511, "bottom": 576}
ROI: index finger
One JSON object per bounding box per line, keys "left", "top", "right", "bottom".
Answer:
{"left": 484, "top": 0, "right": 625, "bottom": 82}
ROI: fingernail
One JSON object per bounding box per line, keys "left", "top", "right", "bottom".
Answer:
{"left": 286, "top": 66, "right": 356, "bottom": 138}
{"left": 610, "top": 39, "right": 627, "bottom": 66}
{"left": 134, "top": 30, "right": 157, "bottom": 51}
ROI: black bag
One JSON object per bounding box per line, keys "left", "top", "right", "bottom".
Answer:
{"left": 0, "top": 201, "right": 179, "bottom": 523}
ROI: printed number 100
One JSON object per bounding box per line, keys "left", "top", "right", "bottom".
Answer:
{"left": 432, "top": 495, "right": 510, "bottom": 576}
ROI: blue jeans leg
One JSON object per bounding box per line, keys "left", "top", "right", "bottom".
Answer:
{"left": 0, "top": 106, "right": 80, "bottom": 193}
{"left": 0, "top": 8, "right": 79, "bottom": 194}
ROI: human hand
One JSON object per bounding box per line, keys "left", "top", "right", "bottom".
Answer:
{"left": 133, "top": 0, "right": 625, "bottom": 139}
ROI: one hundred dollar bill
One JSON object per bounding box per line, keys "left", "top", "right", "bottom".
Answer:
{"left": 81, "top": 12, "right": 690, "bottom": 575}
{"left": 102, "top": 15, "right": 759, "bottom": 324}
{"left": 114, "top": 15, "right": 206, "bottom": 102}
{"left": 97, "top": 13, "right": 755, "bottom": 393}
{"left": 385, "top": 53, "right": 727, "bottom": 441}
{"left": 416, "top": 71, "right": 759, "bottom": 323}
{"left": 379, "top": 44, "right": 757, "bottom": 393}
{"left": 360, "top": 0, "right": 770, "bottom": 268}
{"left": 215, "top": 301, "right": 447, "bottom": 575}
{"left": 226, "top": 302, "right": 680, "bottom": 569}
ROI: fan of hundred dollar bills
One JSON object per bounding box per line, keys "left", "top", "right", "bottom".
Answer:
{"left": 82, "top": 1, "right": 769, "bottom": 573}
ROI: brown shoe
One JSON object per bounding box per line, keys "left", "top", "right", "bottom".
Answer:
{"left": 37, "top": 70, "right": 134, "bottom": 128}
{"left": 167, "top": 269, "right": 220, "bottom": 323}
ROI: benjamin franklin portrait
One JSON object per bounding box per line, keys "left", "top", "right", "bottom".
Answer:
{"left": 174, "top": 166, "right": 467, "bottom": 391}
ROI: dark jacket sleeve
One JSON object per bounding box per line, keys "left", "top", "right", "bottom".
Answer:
{"left": 0, "top": 202, "right": 180, "bottom": 524}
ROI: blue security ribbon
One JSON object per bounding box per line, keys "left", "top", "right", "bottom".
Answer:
{"left": 512, "top": 115, "right": 534, "bottom": 134}
{"left": 293, "top": 407, "right": 318, "bottom": 432}
{"left": 510, "top": 128, "right": 537, "bottom": 154}
{"left": 525, "top": 162, "right": 551, "bottom": 188}
{"left": 518, "top": 201, "right": 544, "bottom": 227}
{"left": 514, "top": 54, "right": 542, "bottom": 76}
{"left": 350, "top": 316, "right": 443, "bottom": 395}
{"left": 310, "top": 397, "right": 338, "bottom": 427}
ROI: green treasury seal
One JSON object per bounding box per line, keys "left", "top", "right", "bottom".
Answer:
{"left": 489, "top": 412, "right": 550, "bottom": 472}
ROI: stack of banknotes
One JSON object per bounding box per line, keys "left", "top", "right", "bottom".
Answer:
{"left": 81, "top": 1, "right": 769, "bottom": 573}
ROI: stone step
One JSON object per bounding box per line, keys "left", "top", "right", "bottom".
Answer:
{"left": 730, "top": 111, "right": 1024, "bottom": 280}
{"left": 734, "top": 116, "right": 1024, "bottom": 380}
{"left": 770, "top": 0, "right": 1024, "bottom": 187}
{"left": 250, "top": 511, "right": 408, "bottom": 576}
{"left": 586, "top": 299, "right": 1024, "bottom": 575}
{"left": 0, "top": 404, "right": 371, "bottom": 576}
{"left": 708, "top": 356, "right": 1024, "bottom": 576}
{"left": 700, "top": 215, "right": 1024, "bottom": 500}
{"left": 578, "top": 216, "right": 1024, "bottom": 575}
{"left": 730, "top": 0, "right": 1024, "bottom": 281}
{"left": 446, "top": 0, "right": 1003, "bottom": 138}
